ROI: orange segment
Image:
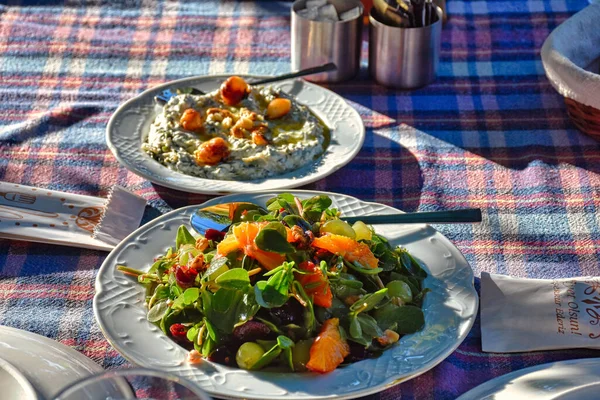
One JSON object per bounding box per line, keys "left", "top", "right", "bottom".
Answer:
{"left": 216, "top": 222, "right": 285, "bottom": 270}
{"left": 216, "top": 234, "right": 239, "bottom": 256}
{"left": 296, "top": 261, "right": 332, "bottom": 308}
{"left": 306, "top": 318, "right": 350, "bottom": 373}
{"left": 312, "top": 234, "right": 379, "bottom": 269}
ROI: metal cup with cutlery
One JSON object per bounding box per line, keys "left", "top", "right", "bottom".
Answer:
{"left": 291, "top": 0, "right": 363, "bottom": 83}
{"left": 369, "top": 5, "right": 442, "bottom": 89}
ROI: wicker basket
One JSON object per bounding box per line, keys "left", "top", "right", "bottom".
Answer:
{"left": 541, "top": 4, "right": 600, "bottom": 141}
{"left": 564, "top": 97, "right": 600, "bottom": 140}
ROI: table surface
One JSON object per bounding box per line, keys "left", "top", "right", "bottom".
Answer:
{"left": 1, "top": 0, "right": 600, "bottom": 399}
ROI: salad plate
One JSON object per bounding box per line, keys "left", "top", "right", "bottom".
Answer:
{"left": 106, "top": 75, "right": 364, "bottom": 195}
{"left": 94, "top": 190, "right": 478, "bottom": 400}
{"left": 457, "top": 358, "right": 600, "bottom": 400}
{"left": 0, "top": 325, "right": 103, "bottom": 399}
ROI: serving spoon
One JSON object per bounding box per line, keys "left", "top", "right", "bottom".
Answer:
{"left": 154, "top": 62, "right": 338, "bottom": 105}
{"left": 189, "top": 202, "right": 482, "bottom": 235}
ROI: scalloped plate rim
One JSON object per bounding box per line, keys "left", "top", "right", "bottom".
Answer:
{"left": 105, "top": 75, "right": 365, "bottom": 195}
{"left": 94, "top": 190, "right": 478, "bottom": 399}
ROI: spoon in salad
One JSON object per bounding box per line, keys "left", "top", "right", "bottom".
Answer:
{"left": 189, "top": 202, "right": 482, "bottom": 235}
{"left": 154, "top": 62, "right": 338, "bottom": 105}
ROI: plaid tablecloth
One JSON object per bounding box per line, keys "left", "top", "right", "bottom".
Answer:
{"left": 1, "top": 0, "right": 600, "bottom": 398}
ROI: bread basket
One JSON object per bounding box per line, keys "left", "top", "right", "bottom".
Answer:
{"left": 541, "top": 3, "right": 600, "bottom": 139}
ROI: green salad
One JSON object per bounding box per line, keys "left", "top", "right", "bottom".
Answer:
{"left": 119, "top": 193, "right": 429, "bottom": 373}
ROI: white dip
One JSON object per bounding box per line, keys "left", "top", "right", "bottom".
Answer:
{"left": 142, "top": 86, "right": 328, "bottom": 181}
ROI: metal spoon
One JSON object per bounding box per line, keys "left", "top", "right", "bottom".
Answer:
{"left": 189, "top": 202, "right": 482, "bottom": 235}
{"left": 154, "top": 62, "right": 338, "bottom": 105}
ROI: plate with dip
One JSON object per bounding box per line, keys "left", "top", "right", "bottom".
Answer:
{"left": 107, "top": 75, "right": 365, "bottom": 194}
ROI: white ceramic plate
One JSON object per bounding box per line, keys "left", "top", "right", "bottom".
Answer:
{"left": 457, "top": 358, "right": 600, "bottom": 400}
{"left": 0, "top": 357, "right": 39, "bottom": 400}
{"left": 0, "top": 325, "right": 103, "bottom": 399}
{"left": 106, "top": 76, "right": 365, "bottom": 195}
{"left": 94, "top": 190, "right": 478, "bottom": 400}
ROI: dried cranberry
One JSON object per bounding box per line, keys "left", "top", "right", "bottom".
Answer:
{"left": 345, "top": 342, "right": 375, "bottom": 363}
{"left": 232, "top": 320, "right": 271, "bottom": 343}
{"left": 175, "top": 265, "right": 198, "bottom": 289}
{"left": 169, "top": 323, "right": 188, "bottom": 340}
{"left": 208, "top": 346, "right": 235, "bottom": 367}
{"left": 205, "top": 229, "right": 226, "bottom": 242}
{"left": 268, "top": 298, "right": 304, "bottom": 325}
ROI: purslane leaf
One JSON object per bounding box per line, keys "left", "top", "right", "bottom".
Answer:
{"left": 255, "top": 228, "right": 295, "bottom": 254}
{"left": 176, "top": 225, "right": 196, "bottom": 250}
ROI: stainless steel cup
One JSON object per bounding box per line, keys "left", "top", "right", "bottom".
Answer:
{"left": 369, "top": 7, "right": 442, "bottom": 89}
{"left": 291, "top": 0, "right": 363, "bottom": 83}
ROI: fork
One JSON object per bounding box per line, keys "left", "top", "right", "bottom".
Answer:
{"left": 0, "top": 191, "right": 37, "bottom": 204}
{"left": 154, "top": 62, "right": 338, "bottom": 105}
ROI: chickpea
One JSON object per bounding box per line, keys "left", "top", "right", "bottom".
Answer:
{"left": 222, "top": 117, "right": 233, "bottom": 129}
{"left": 266, "top": 98, "right": 291, "bottom": 119}
{"left": 194, "top": 137, "right": 230, "bottom": 165}
{"left": 230, "top": 117, "right": 253, "bottom": 138}
{"left": 252, "top": 131, "right": 268, "bottom": 146}
{"left": 220, "top": 76, "right": 249, "bottom": 106}
{"left": 179, "top": 109, "right": 203, "bottom": 132}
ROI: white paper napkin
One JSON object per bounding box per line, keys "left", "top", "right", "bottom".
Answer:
{"left": 481, "top": 272, "right": 600, "bottom": 353}
{"left": 0, "top": 182, "right": 146, "bottom": 251}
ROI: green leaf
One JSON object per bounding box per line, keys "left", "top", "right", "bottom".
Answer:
{"left": 186, "top": 324, "right": 200, "bottom": 342}
{"left": 254, "top": 280, "right": 288, "bottom": 309}
{"left": 349, "top": 315, "right": 362, "bottom": 339}
{"left": 176, "top": 225, "right": 196, "bottom": 249}
{"left": 411, "top": 288, "right": 431, "bottom": 307}
{"left": 277, "top": 335, "right": 295, "bottom": 350}
{"left": 183, "top": 287, "right": 200, "bottom": 305}
{"left": 349, "top": 288, "right": 388, "bottom": 314}
{"left": 254, "top": 228, "right": 295, "bottom": 254}
{"left": 203, "top": 256, "right": 229, "bottom": 281}
{"left": 301, "top": 195, "right": 333, "bottom": 223}
{"left": 203, "top": 317, "right": 218, "bottom": 341}
{"left": 250, "top": 344, "right": 283, "bottom": 370}
{"left": 345, "top": 260, "right": 383, "bottom": 275}
{"left": 389, "top": 273, "right": 421, "bottom": 295}
{"left": 201, "top": 335, "right": 216, "bottom": 357}
{"left": 301, "top": 195, "right": 332, "bottom": 214}
{"left": 374, "top": 304, "right": 425, "bottom": 333}
{"left": 215, "top": 268, "right": 250, "bottom": 290}
{"left": 172, "top": 294, "right": 186, "bottom": 310}
{"left": 254, "top": 262, "right": 296, "bottom": 308}
{"left": 147, "top": 299, "right": 169, "bottom": 322}
{"left": 203, "top": 287, "right": 260, "bottom": 334}
{"left": 283, "top": 215, "right": 310, "bottom": 230}
{"left": 357, "top": 313, "right": 383, "bottom": 338}
{"left": 159, "top": 308, "right": 179, "bottom": 335}
{"left": 255, "top": 317, "right": 283, "bottom": 335}
{"left": 397, "top": 248, "right": 428, "bottom": 278}
{"left": 266, "top": 193, "right": 297, "bottom": 213}
{"left": 283, "top": 347, "right": 294, "bottom": 371}
{"left": 230, "top": 203, "right": 267, "bottom": 224}
{"left": 263, "top": 221, "right": 288, "bottom": 237}
{"left": 213, "top": 288, "right": 237, "bottom": 313}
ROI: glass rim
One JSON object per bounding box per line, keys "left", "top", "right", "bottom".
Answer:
{"left": 52, "top": 367, "right": 211, "bottom": 400}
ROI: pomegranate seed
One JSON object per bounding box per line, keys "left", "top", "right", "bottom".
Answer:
{"left": 170, "top": 323, "right": 188, "bottom": 340}
{"left": 205, "top": 229, "right": 226, "bottom": 242}
{"left": 175, "top": 265, "right": 198, "bottom": 289}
